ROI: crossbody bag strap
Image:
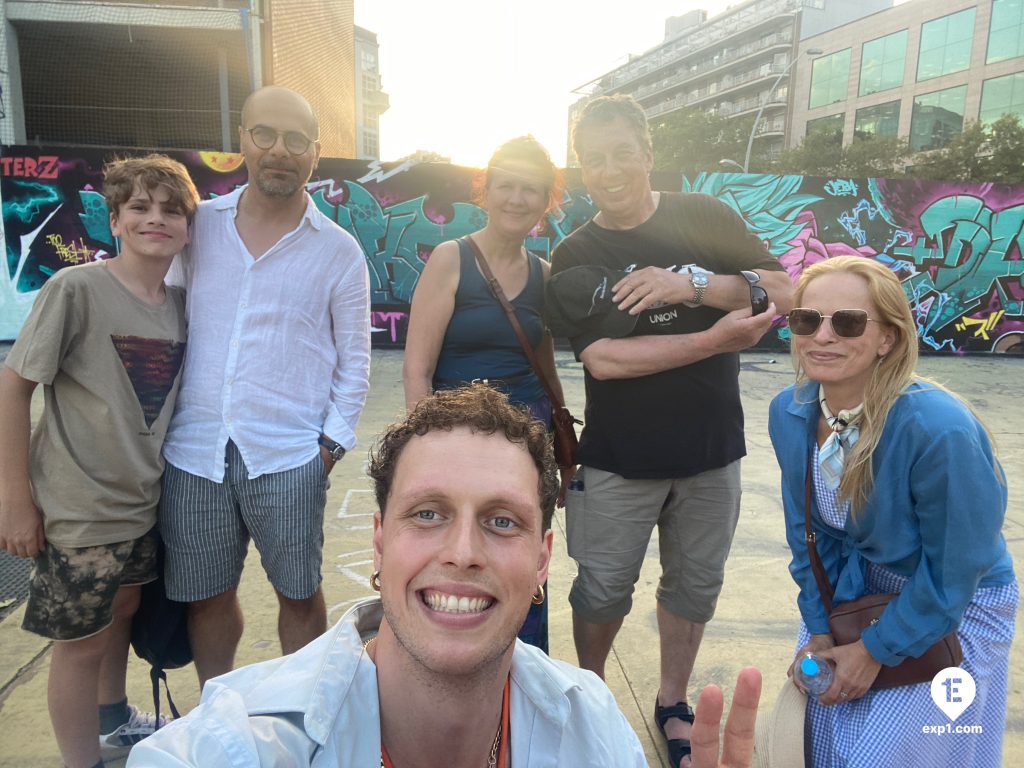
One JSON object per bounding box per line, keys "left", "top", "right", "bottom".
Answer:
{"left": 463, "top": 235, "right": 568, "bottom": 413}
{"left": 805, "top": 453, "right": 836, "bottom": 614}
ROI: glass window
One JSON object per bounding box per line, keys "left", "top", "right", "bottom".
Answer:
{"left": 859, "top": 31, "right": 908, "bottom": 96}
{"left": 854, "top": 101, "right": 901, "bottom": 138}
{"left": 910, "top": 86, "right": 967, "bottom": 150}
{"left": 988, "top": 0, "right": 1024, "bottom": 62}
{"left": 917, "top": 8, "right": 976, "bottom": 81}
{"left": 980, "top": 72, "right": 1024, "bottom": 123}
{"left": 809, "top": 49, "right": 851, "bottom": 109}
{"left": 806, "top": 113, "right": 845, "bottom": 145}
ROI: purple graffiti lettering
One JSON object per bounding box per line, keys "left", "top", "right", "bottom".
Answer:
{"left": 371, "top": 311, "right": 408, "bottom": 344}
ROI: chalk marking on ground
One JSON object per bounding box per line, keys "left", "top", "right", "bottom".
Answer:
{"left": 336, "top": 488, "right": 374, "bottom": 530}
{"left": 334, "top": 548, "right": 375, "bottom": 588}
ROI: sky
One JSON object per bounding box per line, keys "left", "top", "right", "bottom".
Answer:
{"left": 354, "top": 1, "right": 737, "bottom": 168}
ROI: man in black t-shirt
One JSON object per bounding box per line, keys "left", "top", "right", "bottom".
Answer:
{"left": 548, "top": 95, "right": 792, "bottom": 768}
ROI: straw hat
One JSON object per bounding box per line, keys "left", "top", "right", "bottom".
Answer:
{"left": 752, "top": 678, "right": 808, "bottom": 768}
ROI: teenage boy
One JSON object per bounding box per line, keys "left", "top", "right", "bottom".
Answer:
{"left": 0, "top": 155, "right": 199, "bottom": 768}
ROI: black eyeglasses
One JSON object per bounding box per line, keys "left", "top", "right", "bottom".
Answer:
{"left": 788, "top": 308, "right": 879, "bottom": 338}
{"left": 245, "top": 125, "right": 315, "bottom": 155}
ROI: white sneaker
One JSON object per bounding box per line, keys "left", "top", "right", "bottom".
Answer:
{"left": 98, "top": 705, "right": 170, "bottom": 759}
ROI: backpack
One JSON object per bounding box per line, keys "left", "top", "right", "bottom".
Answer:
{"left": 131, "top": 538, "right": 192, "bottom": 725}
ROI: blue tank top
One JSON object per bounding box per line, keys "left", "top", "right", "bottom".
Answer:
{"left": 432, "top": 238, "right": 547, "bottom": 406}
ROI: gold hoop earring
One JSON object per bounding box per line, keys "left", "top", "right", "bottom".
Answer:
{"left": 370, "top": 571, "right": 381, "bottom": 592}
{"left": 531, "top": 584, "right": 545, "bottom": 605}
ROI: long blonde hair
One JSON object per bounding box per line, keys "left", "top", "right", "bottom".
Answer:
{"left": 790, "top": 256, "right": 996, "bottom": 513}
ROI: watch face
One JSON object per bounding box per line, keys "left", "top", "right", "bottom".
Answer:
{"left": 691, "top": 271, "right": 709, "bottom": 287}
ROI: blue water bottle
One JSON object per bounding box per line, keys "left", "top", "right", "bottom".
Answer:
{"left": 795, "top": 653, "right": 834, "bottom": 696}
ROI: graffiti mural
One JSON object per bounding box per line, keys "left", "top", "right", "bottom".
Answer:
{"left": 3, "top": 146, "right": 1023, "bottom": 353}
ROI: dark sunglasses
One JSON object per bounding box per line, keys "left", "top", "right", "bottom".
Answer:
{"left": 246, "top": 125, "right": 315, "bottom": 155}
{"left": 788, "top": 308, "right": 879, "bottom": 338}
{"left": 750, "top": 285, "right": 769, "bottom": 316}
{"left": 741, "top": 270, "right": 770, "bottom": 316}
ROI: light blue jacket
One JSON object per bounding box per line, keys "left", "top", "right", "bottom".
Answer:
{"left": 768, "top": 381, "right": 1014, "bottom": 667}
{"left": 127, "top": 599, "right": 647, "bottom": 767}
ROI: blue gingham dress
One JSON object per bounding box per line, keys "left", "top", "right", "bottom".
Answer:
{"left": 795, "top": 450, "right": 1019, "bottom": 768}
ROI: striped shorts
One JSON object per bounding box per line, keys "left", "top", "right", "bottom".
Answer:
{"left": 159, "top": 441, "right": 327, "bottom": 602}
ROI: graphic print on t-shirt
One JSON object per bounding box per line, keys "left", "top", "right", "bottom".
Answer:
{"left": 110, "top": 336, "right": 186, "bottom": 428}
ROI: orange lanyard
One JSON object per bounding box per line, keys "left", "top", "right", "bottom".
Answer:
{"left": 381, "top": 675, "right": 511, "bottom": 768}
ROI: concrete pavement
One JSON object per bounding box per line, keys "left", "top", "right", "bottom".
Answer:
{"left": 0, "top": 349, "right": 1021, "bottom": 766}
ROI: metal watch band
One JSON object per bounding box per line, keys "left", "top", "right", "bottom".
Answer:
{"left": 688, "top": 268, "right": 709, "bottom": 306}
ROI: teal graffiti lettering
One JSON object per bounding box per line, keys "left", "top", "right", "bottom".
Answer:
{"left": 78, "top": 190, "right": 113, "bottom": 246}
{"left": 895, "top": 195, "right": 1024, "bottom": 331}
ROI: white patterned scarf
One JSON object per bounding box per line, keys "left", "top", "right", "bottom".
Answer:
{"left": 818, "top": 397, "right": 864, "bottom": 491}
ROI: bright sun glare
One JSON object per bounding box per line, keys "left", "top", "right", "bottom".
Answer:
{"left": 355, "top": 0, "right": 735, "bottom": 168}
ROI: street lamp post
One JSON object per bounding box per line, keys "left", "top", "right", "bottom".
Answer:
{"left": 742, "top": 47, "right": 822, "bottom": 172}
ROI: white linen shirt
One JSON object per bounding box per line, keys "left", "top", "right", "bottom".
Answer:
{"left": 126, "top": 599, "right": 648, "bottom": 767}
{"left": 163, "top": 186, "right": 371, "bottom": 482}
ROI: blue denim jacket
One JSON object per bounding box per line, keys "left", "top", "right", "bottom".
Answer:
{"left": 769, "top": 380, "right": 1014, "bottom": 666}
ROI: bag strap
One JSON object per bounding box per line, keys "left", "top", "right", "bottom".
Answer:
{"left": 805, "top": 453, "right": 836, "bottom": 614}
{"left": 463, "top": 235, "right": 568, "bottom": 414}
{"left": 149, "top": 667, "right": 183, "bottom": 729}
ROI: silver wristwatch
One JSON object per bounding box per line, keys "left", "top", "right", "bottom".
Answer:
{"left": 688, "top": 266, "right": 710, "bottom": 306}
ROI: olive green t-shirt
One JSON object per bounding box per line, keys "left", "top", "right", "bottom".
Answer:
{"left": 6, "top": 261, "right": 186, "bottom": 547}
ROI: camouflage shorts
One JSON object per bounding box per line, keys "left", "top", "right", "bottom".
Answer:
{"left": 22, "top": 528, "right": 159, "bottom": 641}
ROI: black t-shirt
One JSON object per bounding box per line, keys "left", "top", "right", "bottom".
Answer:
{"left": 550, "top": 192, "right": 783, "bottom": 479}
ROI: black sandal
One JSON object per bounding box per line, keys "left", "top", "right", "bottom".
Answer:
{"left": 654, "top": 696, "right": 694, "bottom": 767}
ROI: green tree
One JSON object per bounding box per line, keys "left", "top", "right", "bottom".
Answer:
{"left": 911, "top": 115, "right": 1024, "bottom": 183}
{"left": 909, "top": 121, "right": 987, "bottom": 181}
{"left": 843, "top": 136, "right": 913, "bottom": 177}
{"left": 651, "top": 109, "right": 756, "bottom": 175}
{"left": 986, "top": 114, "right": 1024, "bottom": 184}
{"left": 771, "top": 131, "right": 910, "bottom": 177}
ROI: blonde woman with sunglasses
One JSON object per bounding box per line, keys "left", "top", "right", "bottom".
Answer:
{"left": 768, "top": 256, "right": 1016, "bottom": 767}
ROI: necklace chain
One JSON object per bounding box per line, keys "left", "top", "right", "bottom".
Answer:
{"left": 379, "top": 721, "right": 501, "bottom": 768}
{"left": 367, "top": 636, "right": 504, "bottom": 768}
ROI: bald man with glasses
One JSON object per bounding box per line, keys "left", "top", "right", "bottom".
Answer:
{"left": 161, "top": 86, "right": 371, "bottom": 688}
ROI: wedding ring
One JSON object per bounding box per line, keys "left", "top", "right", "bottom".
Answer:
{"left": 839, "top": 691, "right": 849, "bottom": 699}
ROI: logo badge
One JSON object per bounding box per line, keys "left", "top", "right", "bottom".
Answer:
{"left": 930, "top": 666, "right": 975, "bottom": 721}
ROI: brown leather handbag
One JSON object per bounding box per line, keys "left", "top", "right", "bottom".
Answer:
{"left": 803, "top": 458, "right": 963, "bottom": 689}
{"left": 464, "top": 236, "right": 581, "bottom": 469}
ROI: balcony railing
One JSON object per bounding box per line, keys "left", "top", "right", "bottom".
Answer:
{"left": 757, "top": 117, "right": 787, "bottom": 135}
{"left": 644, "top": 63, "right": 790, "bottom": 117}
{"left": 631, "top": 36, "right": 792, "bottom": 101}
{"left": 596, "top": 0, "right": 800, "bottom": 91}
